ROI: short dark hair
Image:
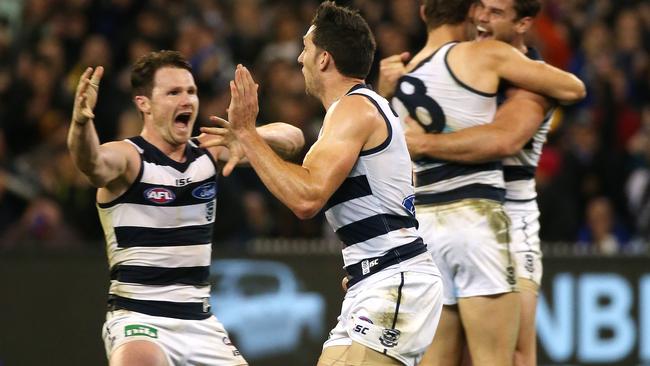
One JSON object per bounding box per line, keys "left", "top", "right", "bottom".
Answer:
{"left": 131, "top": 50, "right": 192, "bottom": 97}
{"left": 310, "top": 1, "right": 376, "bottom": 79}
{"left": 421, "top": 0, "right": 476, "bottom": 30}
{"left": 513, "top": 0, "right": 541, "bottom": 20}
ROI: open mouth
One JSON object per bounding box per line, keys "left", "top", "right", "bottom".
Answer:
{"left": 476, "top": 25, "right": 492, "bottom": 40}
{"left": 175, "top": 112, "right": 192, "bottom": 126}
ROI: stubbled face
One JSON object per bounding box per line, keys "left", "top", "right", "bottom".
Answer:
{"left": 474, "top": 0, "right": 519, "bottom": 43}
{"left": 297, "top": 26, "right": 322, "bottom": 98}
{"left": 148, "top": 67, "right": 198, "bottom": 146}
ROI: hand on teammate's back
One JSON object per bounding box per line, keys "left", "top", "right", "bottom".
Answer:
{"left": 377, "top": 52, "right": 410, "bottom": 98}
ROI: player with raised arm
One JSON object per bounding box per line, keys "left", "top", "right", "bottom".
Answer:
{"left": 68, "top": 50, "right": 303, "bottom": 366}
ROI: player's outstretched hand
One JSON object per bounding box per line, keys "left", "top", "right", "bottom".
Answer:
{"left": 227, "top": 64, "right": 259, "bottom": 134}
{"left": 199, "top": 116, "right": 245, "bottom": 176}
{"left": 72, "top": 66, "right": 104, "bottom": 125}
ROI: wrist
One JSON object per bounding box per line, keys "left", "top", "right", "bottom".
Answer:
{"left": 233, "top": 127, "right": 257, "bottom": 140}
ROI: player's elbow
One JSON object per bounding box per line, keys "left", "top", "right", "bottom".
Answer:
{"left": 496, "top": 141, "right": 520, "bottom": 158}
{"left": 559, "top": 78, "right": 587, "bottom": 105}
{"left": 292, "top": 200, "right": 322, "bottom": 220}
{"left": 285, "top": 126, "right": 305, "bottom": 158}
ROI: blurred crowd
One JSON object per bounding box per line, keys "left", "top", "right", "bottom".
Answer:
{"left": 0, "top": 0, "right": 647, "bottom": 254}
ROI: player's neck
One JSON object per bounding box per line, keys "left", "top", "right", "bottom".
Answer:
{"left": 140, "top": 129, "right": 187, "bottom": 162}
{"left": 425, "top": 24, "right": 467, "bottom": 51}
{"left": 511, "top": 36, "right": 527, "bottom": 54}
{"left": 320, "top": 77, "right": 365, "bottom": 110}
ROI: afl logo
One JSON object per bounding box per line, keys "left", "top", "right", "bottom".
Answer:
{"left": 192, "top": 182, "right": 217, "bottom": 200}
{"left": 144, "top": 187, "right": 176, "bottom": 204}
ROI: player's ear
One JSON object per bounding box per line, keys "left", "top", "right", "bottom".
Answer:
{"left": 319, "top": 50, "right": 331, "bottom": 72}
{"left": 515, "top": 16, "right": 533, "bottom": 34}
{"left": 134, "top": 95, "right": 151, "bottom": 114}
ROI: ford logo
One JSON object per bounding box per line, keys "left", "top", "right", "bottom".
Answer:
{"left": 192, "top": 182, "right": 217, "bottom": 200}
{"left": 144, "top": 187, "right": 176, "bottom": 204}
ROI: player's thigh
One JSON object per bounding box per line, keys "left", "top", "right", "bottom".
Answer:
{"left": 458, "top": 293, "right": 520, "bottom": 355}
{"left": 110, "top": 340, "right": 169, "bottom": 366}
{"left": 419, "top": 305, "right": 464, "bottom": 366}
{"left": 515, "top": 279, "right": 539, "bottom": 366}
{"left": 318, "top": 342, "right": 402, "bottom": 366}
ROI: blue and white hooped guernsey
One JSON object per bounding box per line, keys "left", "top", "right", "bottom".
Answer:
{"left": 97, "top": 136, "right": 218, "bottom": 320}
{"left": 324, "top": 84, "right": 428, "bottom": 287}
{"left": 392, "top": 42, "right": 504, "bottom": 206}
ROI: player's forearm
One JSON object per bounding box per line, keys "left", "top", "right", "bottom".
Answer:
{"left": 67, "top": 120, "right": 102, "bottom": 177}
{"left": 492, "top": 44, "right": 586, "bottom": 104}
{"left": 532, "top": 64, "right": 586, "bottom": 104}
{"left": 256, "top": 122, "right": 305, "bottom": 160}
{"left": 413, "top": 127, "right": 510, "bottom": 163}
{"left": 236, "top": 129, "right": 324, "bottom": 219}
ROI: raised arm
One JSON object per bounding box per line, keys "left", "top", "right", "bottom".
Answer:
{"left": 460, "top": 40, "right": 586, "bottom": 104}
{"left": 67, "top": 67, "right": 134, "bottom": 188}
{"left": 198, "top": 117, "right": 305, "bottom": 176}
{"left": 407, "top": 88, "right": 552, "bottom": 162}
{"left": 223, "top": 66, "right": 372, "bottom": 219}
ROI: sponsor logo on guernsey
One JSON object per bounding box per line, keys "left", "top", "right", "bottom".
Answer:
{"left": 192, "top": 182, "right": 217, "bottom": 200}
{"left": 202, "top": 298, "right": 211, "bottom": 313}
{"left": 144, "top": 187, "right": 176, "bottom": 204}
{"left": 361, "top": 258, "right": 379, "bottom": 275}
{"left": 205, "top": 201, "right": 215, "bottom": 221}
{"left": 124, "top": 324, "right": 158, "bottom": 338}
{"left": 402, "top": 194, "right": 416, "bottom": 216}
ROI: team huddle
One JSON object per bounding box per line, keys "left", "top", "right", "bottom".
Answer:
{"left": 67, "top": 1, "right": 585, "bottom": 365}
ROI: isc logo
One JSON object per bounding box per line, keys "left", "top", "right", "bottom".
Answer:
{"left": 353, "top": 325, "right": 369, "bottom": 335}
{"left": 144, "top": 187, "right": 176, "bottom": 204}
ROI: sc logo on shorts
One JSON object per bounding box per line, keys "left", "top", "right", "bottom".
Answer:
{"left": 353, "top": 325, "right": 369, "bottom": 335}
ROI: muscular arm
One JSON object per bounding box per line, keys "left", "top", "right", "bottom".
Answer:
{"left": 254, "top": 122, "right": 305, "bottom": 159}
{"left": 67, "top": 66, "right": 132, "bottom": 188}
{"left": 457, "top": 40, "right": 586, "bottom": 104}
{"left": 225, "top": 65, "right": 373, "bottom": 219}
{"left": 199, "top": 118, "right": 305, "bottom": 176}
{"left": 235, "top": 98, "right": 370, "bottom": 219}
{"left": 407, "top": 88, "right": 552, "bottom": 162}
{"left": 487, "top": 41, "right": 585, "bottom": 104}
{"left": 67, "top": 121, "right": 131, "bottom": 187}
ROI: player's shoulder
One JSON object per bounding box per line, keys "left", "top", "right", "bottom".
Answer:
{"left": 102, "top": 139, "right": 139, "bottom": 153}
{"left": 456, "top": 39, "right": 513, "bottom": 56}
{"left": 323, "top": 93, "right": 383, "bottom": 133}
{"left": 340, "top": 93, "right": 383, "bottom": 121}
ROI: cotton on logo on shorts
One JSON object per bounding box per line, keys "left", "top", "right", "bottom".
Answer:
{"left": 124, "top": 324, "right": 158, "bottom": 338}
